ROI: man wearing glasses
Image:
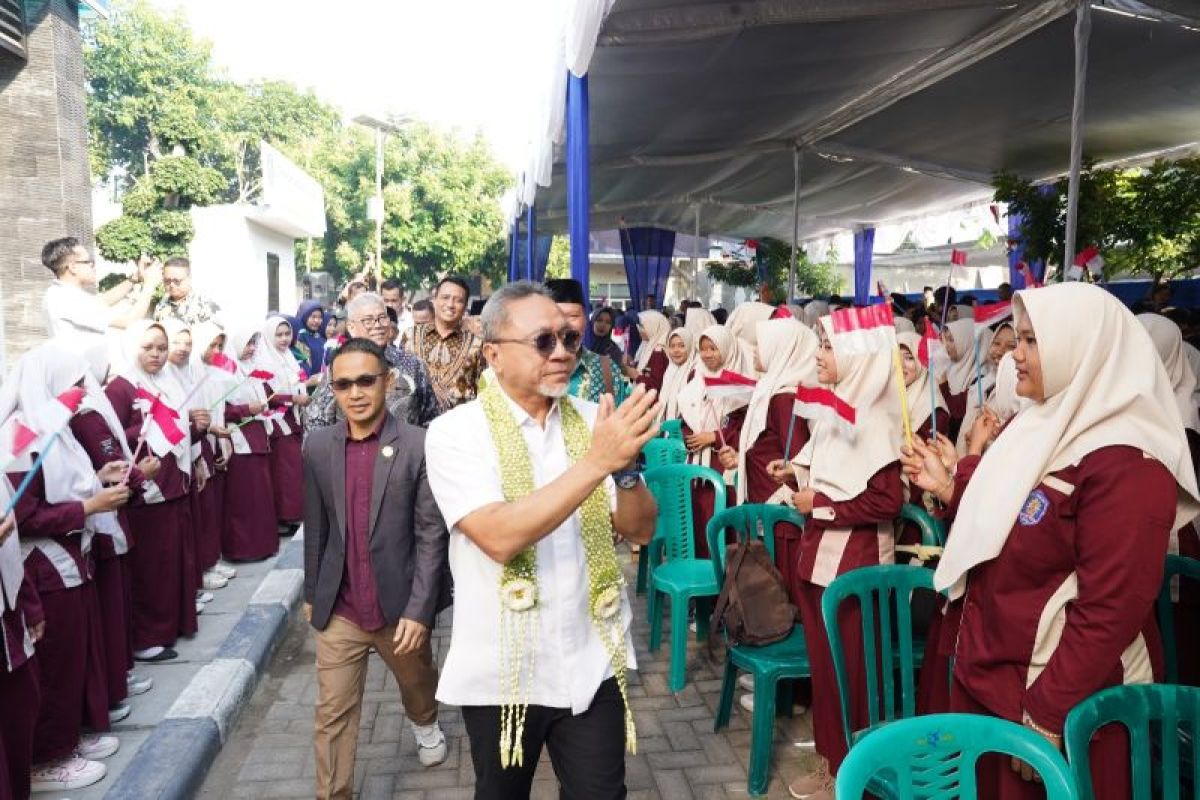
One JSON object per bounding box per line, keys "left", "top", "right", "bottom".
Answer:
{"left": 152, "top": 257, "right": 222, "bottom": 326}
{"left": 304, "top": 292, "right": 438, "bottom": 432}
{"left": 400, "top": 275, "right": 484, "bottom": 415}
{"left": 41, "top": 237, "right": 162, "bottom": 349}
{"left": 302, "top": 337, "right": 450, "bottom": 798}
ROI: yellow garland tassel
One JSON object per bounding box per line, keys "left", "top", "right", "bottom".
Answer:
{"left": 479, "top": 384, "right": 636, "bottom": 768}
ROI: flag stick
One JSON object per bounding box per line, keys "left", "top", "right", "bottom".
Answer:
{"left": 3, "top": 431, "right": 63, "bottom": 517}
{"left": 939, "top": 263, "right": 955, "bottom": 329}
{"left": 177, "top": 371, "right": 211, "bottom": 410}
{"left": 974, "top": 332, "right": 984, "bottom": 409}
{"left": 892, "top": 345, "right": 913, "bottom": 449}
{"left": 209, "top": 376, "right": 249, "bottom": 411}
{"left": 929, "top": 361, "right": 938, "bottom": 442}
{"left": 783, "top": 413, "right": 797, "bottom": 460}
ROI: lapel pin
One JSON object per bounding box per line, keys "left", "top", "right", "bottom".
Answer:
{"left": 381, "top": 445, "right": 395, "bottom": 459}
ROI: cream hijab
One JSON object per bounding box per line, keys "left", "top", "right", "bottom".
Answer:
{"left": 190, "top": 321, "right": 234, "bottom": 430}
{"left": 160, "top": 318, "right": 205, "bottom": 412}
{"left": 252, "top": 315, "right": 306, "bottom": 397}
{"left": 935, "top": 283, "right": 1200, "bottom": 598}
{"left": 726, "top": 301, "right": 774, "bottom": 370}
{"left": 896, "top": 332, "right": 947, "bottom": 434}
{"left": 659, "top": 328, "right": 696, "bottom": 423}
{"left": 115, "top": 321, "right": 192, "bottom": 473}
{"left": 795, "top": 317, "right": 901, "bottom": 501}
{"left": 676, "top": 325, "right": 751, "bottom": 433}
{"left": 956, "top": 325, "right": 1000, "bottom": 454}
{"left": 684, "top": 307, "right": 717, "bottom": 341}
{"left": 894, "top": 317, "right": 916, "bottom": 334}
{"left": 802, "top": 301, "right": 830, "bottom": 330}
{"left": 986, "top": 351, "right": 1029, "bottom": 423}
{"left": 1139, "top": 313, "right": 1200, "bottom": 434}
{"left": 943, "top": 318, "right": 978, "bottom": 395}
{"left": 636, "top": 310, "right": 673, "bottom": 372}
{"left": 736, "top": 318, "right": 818, "bottom": 503}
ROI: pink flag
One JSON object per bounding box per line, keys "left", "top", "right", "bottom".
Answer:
{"left": 249, "top": 369, "right": 275, "bottom": 381}
{"left": 770, "top": 305, "right": 793, "bottom": 320}
{"left": 210, "top": 352, "right": 238, "bottom": 375}
{"left": 1069, "top": 246, "right": 1103, "bottom": 281}
{"left": 829, "top": 304, "right": 896, "bottom": 355}
{"left": 950, "top": 249, "right": 968, "bottom": 266}
{"left": 0, "top": 418, "right": 39, "bottom": 472}
{"left": 133, "top": 388, "right": 186, "bottom": 455}
{"left": 703, "top": 370, "right": 757, "bottom": 401}
{"left": 793, "top": 386, "right": 856, "bottom": 435}
{"left": 973, "top": 301, "right": 1012, "bottom": 327}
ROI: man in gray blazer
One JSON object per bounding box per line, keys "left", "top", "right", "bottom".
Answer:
{"left": 302, "top": 337, "right": 450, "bottom": 800}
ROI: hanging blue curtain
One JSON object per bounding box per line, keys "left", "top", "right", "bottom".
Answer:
{"left": 530, "top": 235, "right": 554, "bottom": 283}
{"left": 619, "top": 227, "right": 676, "bottom": 310}
{"left": 853, "top": 227, "right": 875, "bottom": 306}
{"left": 567, "top": 73, "right": 591, "bottom": 309}
{"left": 1007, "top": 207, "right": 1046, "bottom": 288}
{"left": 507, "top": 218, "right": 521, "bottom": 283}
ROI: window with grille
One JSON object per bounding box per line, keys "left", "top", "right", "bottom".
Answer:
{"left": 0, "top": 0, "right": 25, "bottom": 60}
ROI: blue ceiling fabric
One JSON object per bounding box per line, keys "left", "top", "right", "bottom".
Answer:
{"left": 853, "top": 227, "right": 875, "bottom": 307}
{"left": 508, "top": 218, "right": 522, "bottom": 284}
{"left": 619, "top": 226, "right": 676, "bottom": 310}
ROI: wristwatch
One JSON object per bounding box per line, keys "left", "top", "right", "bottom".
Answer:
{"left": 613, "top": 468, "right": 641, "bottom": 490}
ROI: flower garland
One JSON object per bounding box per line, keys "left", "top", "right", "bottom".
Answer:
{"left": 479, "top": 383, "right": 636, "bottom": 768}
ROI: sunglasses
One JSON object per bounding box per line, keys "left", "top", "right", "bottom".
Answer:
{"left": 490, "top": 328, "right": 583, "bottom": 358}
{"left": 330, "top": 372, "right": 386, "bottom": 392}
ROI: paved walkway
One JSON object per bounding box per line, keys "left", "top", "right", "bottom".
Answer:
{"left": 197, "top": 551, "right": 820, "bottom": 799}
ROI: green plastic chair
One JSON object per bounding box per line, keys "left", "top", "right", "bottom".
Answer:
{"left": 1065, "top": 683, "right": 1200, "bottom": 800}
{"left": 659, "top": 418, "right": 684, "bottom": 440}
{"left": 837, "top": 713, "right": 1080, "bottom": 799}
{"left": 895, "top": 503, "right": 947, "bottom": 563}
{"left": 643, "top": 463, "right": 727, "bottom": 693}
{"left": 707, "top": 504, "right": 810, "bottom": 797}
{"left": 636, "top": 438, "right": 689, "bottom": 594}
{"left": 822, "top": 563, "right": 934, "bottom": 785}
{"left": 1155, "top": 554, "right": 1200, "bottom": 684}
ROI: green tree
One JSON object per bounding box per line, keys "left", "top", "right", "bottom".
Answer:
{"left": 759, "top": 239, "right": 842, "bottom": 299}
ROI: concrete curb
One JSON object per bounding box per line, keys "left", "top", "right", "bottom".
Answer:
{"left": 105, "top": 533, "right": 305, "bottom": 799}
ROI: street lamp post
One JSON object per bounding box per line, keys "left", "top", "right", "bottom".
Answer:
{"left": 353, "top": 115, "right": 406, "bottom": 290}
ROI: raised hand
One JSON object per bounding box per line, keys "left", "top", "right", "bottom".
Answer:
{"left": 901, "top": 438, "right": 954, "bottom": 504}
{"left": 586, "top": 385, "right": 661, "bottom": 474}
{"left": 716, "top": 446, "right": 738, "bottom": 471}
{"left": 97, "top": 460, "right": 129, "bottom": 484}
{"left": 137, "top": 455, "right": 161, "bottom": 480}
{"left": 766, "top": 459, "right": 791, "bottom": 485}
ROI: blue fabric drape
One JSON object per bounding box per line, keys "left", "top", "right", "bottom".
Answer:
{"left": 508, "top": 218, "right": 521, "bottom": 283}
{"left": 525, "top": 203, "right": 537, "bottom": 280}
{"left": 619, "top": 227, "right": 676, "bottom": 310}
{"left": 529, "top": 235, "right": 553, "bottom": 283}
{"left": 1007, "top": 207, "right": 1046, "bottom": 288}
{"left": 567, "top": 73, "right": 591, "bottom": 309}
{"left": 853, "top": 227, "right": 875, "bottom": 306}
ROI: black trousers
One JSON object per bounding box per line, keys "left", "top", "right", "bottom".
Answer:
{"left": 461, "top": 677, "right": 627, "bottom": 800}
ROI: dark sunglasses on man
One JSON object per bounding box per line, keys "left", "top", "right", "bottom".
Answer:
{"left": 330, "top": 372, "right": 387, "bottom": 392}
{"left": 489, "top": 328, "right": 583, "bottom": 358}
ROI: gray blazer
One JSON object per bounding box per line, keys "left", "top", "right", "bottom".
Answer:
{"left": 302, "top": 413, "right": 449, "bottom": 631}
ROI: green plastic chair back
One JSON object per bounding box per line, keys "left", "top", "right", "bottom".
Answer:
{"left": 897, "top": 503, "right": 947, "bottom": 549}
{"left": 660, "top": 418, "right": 684, "bottom": 440}
{"left": 643, "top": 464, "right": 727, "bottom": 563}
{"left": 1156, "top": 554, "right": 1200, "bottom": 684}
{"left": 822, "top": 564, "right": 934, "bottom": 749}
{"left": 837, "top": 713, "right": 1079, "bottom": 799}
{"left": 705, "top": 504, "right": 806, "bottom": 586}
{"left": 643, "top": 437, "right": 687, "bottom": 469}
{"left": 1065, "top": 683, "right": 1200, "bottom": 800}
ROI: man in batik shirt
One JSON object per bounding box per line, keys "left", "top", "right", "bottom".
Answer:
{"left": 546, "top": 279, "right": 630, "bottom": 405}
{"left": 152, "top": 257, "right": 222, "bottom": 326}
{"left": 400, "top": 276, "right": 483, "bottom": 416}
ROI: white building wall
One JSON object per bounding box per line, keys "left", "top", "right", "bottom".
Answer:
{"left": 188, "top": 205, "right": 299, "bottom": 324}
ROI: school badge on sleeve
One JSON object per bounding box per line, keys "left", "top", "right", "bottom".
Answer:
{"left": 1018, "top": 489, "right": 1049, "bottom": 526}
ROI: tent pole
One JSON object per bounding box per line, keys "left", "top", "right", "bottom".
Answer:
{"left": 1062, "top": 0, "right": 1091, "bottom": 275}
{"left": 693, "top": 204, "right": 701, "bottom": 304}
{"left": 567, "top": 72, "right": 591, "bottom": 309}
{"left": 789, "top": 146, "right": 801, "bottom": 303}
{"left": 526, "top": 202, "right": 537, "bottom": 281}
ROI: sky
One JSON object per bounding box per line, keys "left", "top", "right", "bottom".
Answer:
{"left": 146, "top": 0, "right": 555, "bottom": 172}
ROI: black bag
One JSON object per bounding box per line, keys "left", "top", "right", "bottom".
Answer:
{"left": 708, "top": 538, "right": 795, "bottom": 653}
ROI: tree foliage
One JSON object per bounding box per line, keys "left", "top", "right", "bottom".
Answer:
{"left": 760, "top": 239, "right": 842, "bottom": 299}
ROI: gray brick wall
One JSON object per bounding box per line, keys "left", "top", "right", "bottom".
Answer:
{"left": 0, "top": 0, "right": 92, "bottom": 369}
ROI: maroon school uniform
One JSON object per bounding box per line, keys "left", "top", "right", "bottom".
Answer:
{"left": 945, "top": 445, "right": 1173, "bottom": 800}
{"left": 222, "top": 403, "right": 278, "bottom": 561}
{"left": 795, "top": 462, "right": 903, "bottom": 772}
{"left": 191, "top": 436, "right": 222, "bottom": 578}
{"left": 266, "top": 394, "right": 303, "bottom": 524}
{"left": 743, "top": 394, "right": 809, "bottom": 606}
{"left": 682, "top": 407, "right": 744, "bottom": 558}
{"left": 105, "top": 376, "right": 198, "bottom": 650}
{"left": 939, "top": 383, "right": 967, "bottom": 440}
{"left": 1173, "top": 429, "right": 1200, "bottom": 686}
{"left": 0, "top": 578, "right": 42, "bottom": 800}
{"left": 635, "top": 349, "right": 670, "bottom": 395}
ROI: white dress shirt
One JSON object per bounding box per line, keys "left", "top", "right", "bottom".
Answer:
{"left": 44, "top": 280, "right": 112, "bottom": 347}
{"left": 425, "top": 386, "right": 635, "bottom": 715}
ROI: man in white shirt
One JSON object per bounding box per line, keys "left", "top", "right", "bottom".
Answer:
{"left": 41, "top": 237, "right": 161, "bottom": 349}
{"left": 425, "top": 281, "right": 659, "bottom": 799}
{"left": 380, "top": 279, "right": 414, "bottom": 342}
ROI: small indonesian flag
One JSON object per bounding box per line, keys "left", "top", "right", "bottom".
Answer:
{"left": 210, "top": 352, "right": 238, "bottom": 375}
{"left": 0, "top": 418, "right": 40, "bottom": 472}
{"left": 917, "top": 320, "right": 940, "bottom": 368}
{"left": 0, "top": 386, "right": 87, "bottom": 472}
{"left": 829, "top": 304, "right": 896, "bottom": 355}
{"left": 249, "top": 369, "right": 274, "bottom": 381}
{"left": 876, "top": 280, "right": 887, "bottom": 299}
{"left": 1069, "top": 246, "right": 1103, "bottom": 281}
{"left": 973, "top": 301, "right": 1012, "bottom": 327}
{"left": 297, "top": 368, "right": 309, "bottom": 382}
{"left": 950, "top": 249, "right": 968, "bottom": 266}
{"left": 703, "top": 370, "right": 757, "bottom": 401}
{"left": 793, "top": 386, "right": 856, "bottom": 436}
{"left": 133, "top": 388, "right": 186, "bottom": 456}
{"left": 770, "top": 305, "right": 793, "bottom": 320}
{"left": 1018, "top": 261, "right": 1042, "bottom": 289}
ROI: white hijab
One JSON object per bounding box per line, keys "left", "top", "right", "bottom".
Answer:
{"left": 0, "top": 477, "right": 21, "bottom": 612}
{"left": 726, "top": 301, "right": 775, "bottom": 371}
{"left": 943, "top": 318, "right": 978, "bottom": 395}
{"left": 224, "top": 322, "right": 272, "bottom": 451}
{"left": 77, "top": 340, "right": 134, "bottom": 463}
{"left": 894, "top": 317, "right": 916, "bottom": 334}
{"left": 736, "top": 318, "right": 818, "bottom": 503}
{"left": 896, "top": 332, "right": 947, "bottom": 434}
{"left": 935, "top": 283, "right": 1200, "bottom": 598}
{"left": 684, "top": 307, "right": 717, "bottom": 341}
{"left": 659, "top": 328, "right": 696, "bottom": 423}
{"left": 956, "top": 325, "right": 1000, "bottom": 454}
{"left": 251, "top": 316, "right": 306, "bottom": 397}
{"left": 986, "top": 351, "right": 1030, "bottom": 423}
{"left": 795, "top": 317, "right": 901, "bottom": 501}
{"left": 636, "top": 310, "right": 673, "bottom": 372}
{"left": 1139, "top": 313, "right": 1200, "bottom": 434}
{"left": 802, "top": 301, "right": 830, "bottom": 330}
{"left": 115, "top": 321, "right": 192, "bottom": 473}
{"left": 190, "top": 321, "right": 233, "bottom": 431}
{"left": 1184, "top": 342, "right": 1200, "bottom": 409}
{"left": 676, "top": 325, "right": 751, "bottom": 434}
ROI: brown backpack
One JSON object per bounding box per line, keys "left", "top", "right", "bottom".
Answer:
{"left": 707, "top": 539, "right": 796, "bottom": 653}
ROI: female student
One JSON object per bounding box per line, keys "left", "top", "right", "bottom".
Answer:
{"left": 295, "top": 300, "right": 328, "bottom": 376}
{"left": 634, "top": 310, "right": 673, "bottom": 394}
{"left": 0, "top": 492, "right": 43, "bottom": 800}
{"left": 787, "top": 316, "right": 903, "bottom": 799}
{"left": 107, "top": 321, "right": 199, "bottom": 660}
{"left": 938, "top": 316, "right": 978, "bottom": 436}
{"left": 657, "top": 327, "right": 697, "bottom": 424}
{"left": 251, "top": 316, "right": 310, "bottom": 531}
{"left": 191, "top": 322, "right": 238, "bottom": 583}
{"left": 903, "top": 284, "right": 1199, "bottom": 800}
{"left": 725, "top": 301, "right": 775, "bottom": 368}
{"left": 2, "top": 346, "right": 131, "bottom": 792}
{"left": 221, "top": 324, "right": 279, "bottom": 562}
{"left": 955, "top": 322, "right": 1018, "bottom": 455}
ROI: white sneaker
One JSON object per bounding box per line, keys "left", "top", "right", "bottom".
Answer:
{"left": 196, "top": 600, "right": 205, "bottom": 614}
{"left": 196, "top": 591, "right": 215, "bottom": 604}
{"left": 202, "top": 571, "right": 228, "bottom": 590}
{"left": 213, "top": 561, "right": 237, "bottom": 579}
{"left": 108, "top": 700, "right": 132, "bottom": 724}
{"left": 738, "top": 674, "right": 754, "bottom": 691}
{"left": 127, "top": 672, "right": 153, "bottom": 695}
{"left": 30, "top": 756, "right": 107, "bottom": 792}
{"left": 76, "top": 733, "right": 120, "bottom": 760}
{"left": 412, "top": 721, "right": 447, "bottom": 767}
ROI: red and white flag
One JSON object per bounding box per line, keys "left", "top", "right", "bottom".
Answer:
{"left": 1069, "top": 246, "right": 1103, "bottom": 281}
{"left": 770, "top": 305, "right": 793, "bottom": 320}
{"left": 209, "top": 352, "right": 238, "bottom": 375}
{"left": 248, "top": 369, "right": 274, "bottom": 382}
{"left": 1017, "top": 261, "right": 1042, "bottom": 289}
{"left": 133, "top": 388, "right": 186, "bottom": 456}
{"left": 973, "top": 301, "right": 1012, "bottom": 327}
{"left": 0, "top": 386, "right": 86, "bottom": 472}
{"left": 950, "top": 249, "right": 968, "bottom": 266}
{"left": 793, "top": 386, "right": 856, "bottom": 436}
{"left": 703, "top": 370, "right": 757, "bottom": 401}
{"left": 829, "top": 304, "right": 896, "bottom": 355}
{"left": 0, "top": 418, "right": 40, "bottom": 472}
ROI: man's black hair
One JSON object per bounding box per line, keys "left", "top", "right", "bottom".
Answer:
{"left": 163, "top": 257, "right": 191, "bottom": 272}
{"left": 41, "top": 237, "right": 81, "bottom": 275}
{"left": 380, "top": 278, "right": 403, "bottom": 293}
{"left": 385, "top": 306, "right": 399, "bottom": 324}
{"left": 434, "top": 276, "right": 470, "bottom": 298}
{"left": 412, "top": 299, "right": 433, "bottom": 313}
{"left": 329, "top": 337, "right": 388, "bottom": 372}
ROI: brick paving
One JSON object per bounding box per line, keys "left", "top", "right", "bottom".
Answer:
{"left": 197, "top": 551, "right": 820, "bottom": 799}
